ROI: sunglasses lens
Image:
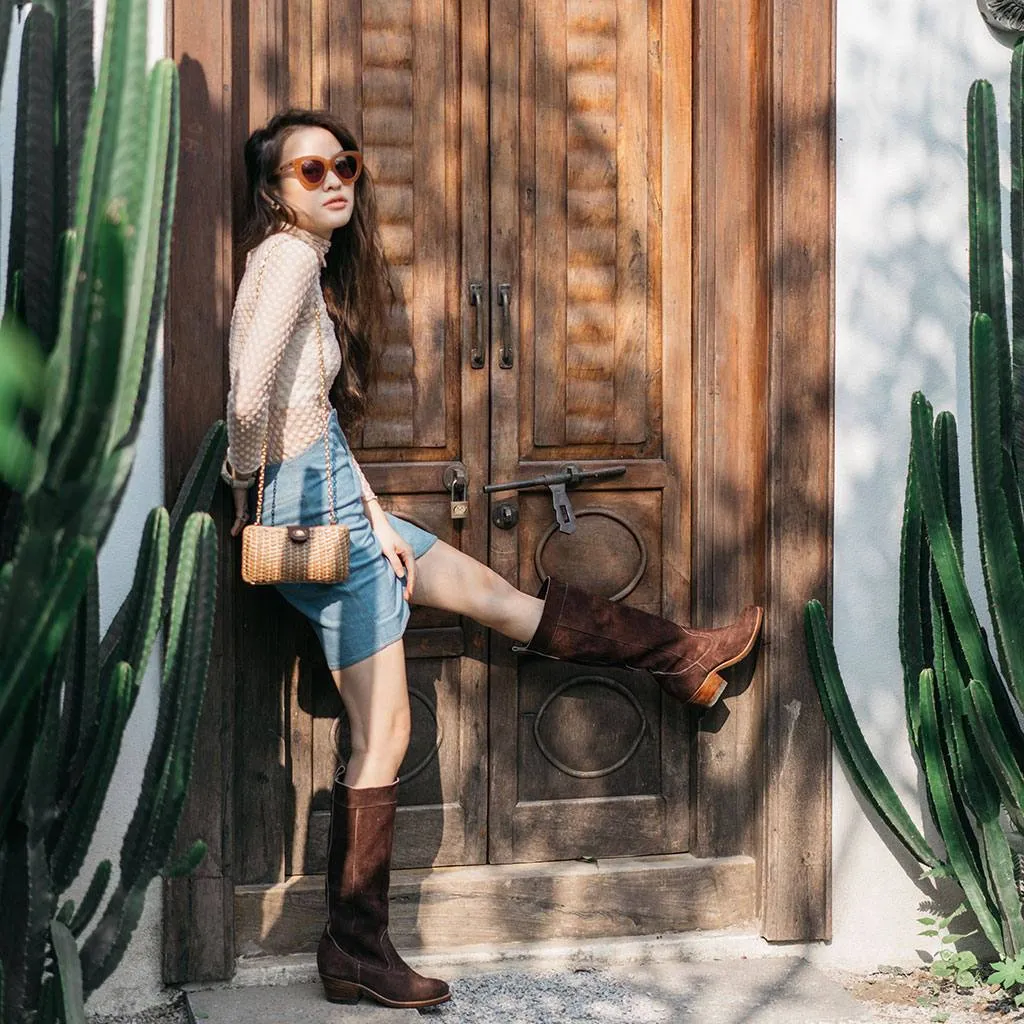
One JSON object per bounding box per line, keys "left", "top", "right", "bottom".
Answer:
{"left": 335, "top": 154, "right": 360, "bottom": 182}
{"left": 299, "top": 158, "right": 327, "bottom": 185}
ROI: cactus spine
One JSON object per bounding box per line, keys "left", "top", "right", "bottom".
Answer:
{"left": 806, "top": 42, "right": 1024, "bottom": 958}
{"left": 0, "top": 0, "right": 228, "bottom": 1020}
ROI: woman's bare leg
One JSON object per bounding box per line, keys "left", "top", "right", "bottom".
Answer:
{"left": 411, "top": 540, "right": 543, "bottom": 643}
{"left": 330, "top": 637, "right": 411, "bottom": 788}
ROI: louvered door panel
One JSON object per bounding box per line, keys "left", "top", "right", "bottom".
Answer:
{"left": 528, "top": 0, "right": 658, "bottom": 455}
{"left": 248, "top": 0, "right": 457, "bottom": 455}
{"left": 237, "top": 0, "right": 490, "bottom": 880}
{"left": 488, "top": 0, "right": 689, "bottom": 865}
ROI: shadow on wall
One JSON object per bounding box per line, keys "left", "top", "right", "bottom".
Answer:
{"left": 832, "top": 0, "right": 1012, "bottom": 948}
{"left": 835, "top": 0, "right": 1010, "bottom": 780}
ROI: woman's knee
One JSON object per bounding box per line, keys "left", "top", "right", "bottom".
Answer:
{"left": 334, "top": 644, "right": 411, "bottom": 764}
{"left": 383, "top": 704, "right": 412, "bottom": 759}
{"left": 348, "top": 702, "right": 410, "bottom": 762}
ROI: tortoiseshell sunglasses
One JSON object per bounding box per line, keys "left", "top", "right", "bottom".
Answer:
{"left": 276, "top": 150, "right": 363, "bottom": 190}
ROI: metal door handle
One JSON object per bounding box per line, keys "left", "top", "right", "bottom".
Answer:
{"left": 483, "top": 464, "right": 627, "bottom": 493}
{"left": 484, "top": 464, "right": 627, "bottom": 535}
{"left": 469, "top": 282, "right": 484, "bottom": 369}
{"left": 497, "top": 283, "right": 513, "bottom": 368}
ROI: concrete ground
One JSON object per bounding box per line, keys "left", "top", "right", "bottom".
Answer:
{"left": 186, "top": 934, "right": 873, "bottom": 1024}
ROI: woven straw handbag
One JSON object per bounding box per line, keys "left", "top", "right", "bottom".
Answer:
{"left": 240, "top": 256, "right": 349, "bottom": 585}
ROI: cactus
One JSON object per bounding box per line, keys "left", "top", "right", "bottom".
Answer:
{"left": 806, "top": 42, "right": 1024, "bottom": 959}
{"left": 0, "top": 0, "right": 228, "bottom": 1020}
{"left": 0, "top": 320, "right": 45, "bottom": 488}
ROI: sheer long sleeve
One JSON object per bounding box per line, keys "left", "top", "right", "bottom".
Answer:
{"left": 350, "top": 455, "right": 377, "bottom": 503}
{"left": 226, "top": 237, "right": 321, "bottom": 476}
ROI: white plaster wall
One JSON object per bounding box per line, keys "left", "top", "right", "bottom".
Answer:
{"left": 822, "top": 0, "right": 1012, "bottom": 969}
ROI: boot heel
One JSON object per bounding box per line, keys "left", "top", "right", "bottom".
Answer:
{"left": 321, "top": 976, "right": 360, "bottom": 1004}
{"left": 689, "top": 671, "right": 728, "bottom": 708}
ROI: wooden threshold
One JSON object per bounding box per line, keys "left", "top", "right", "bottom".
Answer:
{"left": 234, "top": 853, "right": 756, "bottom": 956}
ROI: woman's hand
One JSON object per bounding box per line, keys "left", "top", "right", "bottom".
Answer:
{"left": 230, "top": 486, "right": 250, "bottom": 537}
{"left": 369, "top": 508, "right": 416, "bottom": 601}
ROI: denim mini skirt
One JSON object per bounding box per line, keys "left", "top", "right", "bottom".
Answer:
{"left": 251, "top": 409, "right": 438, "bottom": 670}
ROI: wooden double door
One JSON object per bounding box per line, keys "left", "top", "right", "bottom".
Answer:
{"left": 167, "top": 0, "right": 836, "bottom": 981}
{"left": 233, "top": 0, "right": 691, "bottom": 887}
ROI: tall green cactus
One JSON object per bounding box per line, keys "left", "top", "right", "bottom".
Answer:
{"left": 0, "top": 0, "right": 228, "bottom": 1020}
{"left": 806, "top": 42, "right": 1024, "bottom": 959}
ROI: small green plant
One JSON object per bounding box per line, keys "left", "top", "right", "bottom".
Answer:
{"left": 929, "top": 949, "right": 981, "bottom": 989}
{"left": 919, "top": 905, "right": 982, "bottom": 989}
{"left": 987, "top": 951, "right": 1024, "bottom": 1007}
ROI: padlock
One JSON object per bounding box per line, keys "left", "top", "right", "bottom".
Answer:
{"left": 450, "top": 477, "right": 468, "bottom": 520}
{"left": 443, "top": 465, "right": 469, "bottom": 520}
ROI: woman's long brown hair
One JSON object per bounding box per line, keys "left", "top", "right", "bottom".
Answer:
{"left": 241, "top": 109, "right": 393, "bottom": 431}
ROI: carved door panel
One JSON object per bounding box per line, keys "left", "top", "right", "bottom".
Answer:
{"left": 234, "top": 0, "right": 689, "bottom": 882}
{"left": 486, "top": 0, "right": 691, "bottom": 864}
{"left": 235, "top": 0, "right": 490, "bottom": 880}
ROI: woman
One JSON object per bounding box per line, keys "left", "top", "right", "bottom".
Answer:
{"left": 223, "top": 109, "right": 764, "bottom": 1010}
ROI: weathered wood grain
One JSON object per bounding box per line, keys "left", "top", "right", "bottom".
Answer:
{"left": 613, "top": 0, "right": 648, "bottom": 445}
{"left": 763, "top": 0, "right": 834, "bottom": 942}
{"left": 486, "top": 0, "right": 524, "bottom": 864}
{"left": 659, "top": 0, "right": 690, "bottom": 855}
{"left": 287, "top": 658, "right": 313, "bottom": 879}
{"left": 456, "top": 0, "right": 492, "bottom": 872}
{"left": 327, "top": 0, "right": 362, "bottom": 121}
{"left": 411, "top": 0, "right": 446, "bottom": 447}
{"left": 163, "top": 0, "right": 236, "bottom": 983}
{"left": 692, "top": 0, "right": 769, "bottom": 866}
{"left": 534, "top": 0, "right": 567, "bottom": 446}
{"left": 163, "top": 876, "right": 234, "bottom": 981}
{"left": 235, "top": 854, "right": 756, "bottom": 954}
{"left": 287, "top": 0, "right": 312, "bottom": 108}
{"left": 489, "top": 0, "right": 685, "bottom": 868}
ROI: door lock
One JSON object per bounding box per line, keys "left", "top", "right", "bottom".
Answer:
{"left": 443, "top": 464, "right": 469, "bottom": 520}
{"left": 492, "top": 501, "right": 519, "bottom": 530}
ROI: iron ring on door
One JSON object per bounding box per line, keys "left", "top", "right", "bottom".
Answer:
{"left": 533, "top": 675, "right": 647, "bottom": 779}
{"left": 533, "top": 506, "right": 648, "bottom": 603}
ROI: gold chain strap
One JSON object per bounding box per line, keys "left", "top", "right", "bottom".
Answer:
{"left": 245, "top": 240, "right": 338, "bottom": 527}
{"left": 314, "top": 304, "right": 338, "bottom": 525}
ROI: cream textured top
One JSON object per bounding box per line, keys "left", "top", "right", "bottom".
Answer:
{"left": 226, "top": 226, "right": 375, "bottom": 502}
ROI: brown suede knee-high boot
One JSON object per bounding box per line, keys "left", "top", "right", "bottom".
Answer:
{"left": 514, "top": 577, "right": 763, "bottom": 708}
{"left": 316, "top": 775, "right": 450, "bottom": 1008}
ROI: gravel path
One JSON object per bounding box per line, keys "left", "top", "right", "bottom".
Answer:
{"left": 91, "top": 964, "right": 1024, "bottom": 1024}
{"left": 88, "top": 992, "right": 189, "bottom": 1024}
{"left": 432, "top": 968, "right": 680, "bottom": 1023}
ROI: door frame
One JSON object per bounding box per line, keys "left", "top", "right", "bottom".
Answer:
{"left": 162, "top": 0, "right": 834, "bottom": 982}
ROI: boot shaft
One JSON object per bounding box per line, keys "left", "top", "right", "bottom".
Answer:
{"left": 325, "top": 779, "right": 397, "bottom": 940}
{"left": 318, "top": 775, "right": 451, "bottom": 1007}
